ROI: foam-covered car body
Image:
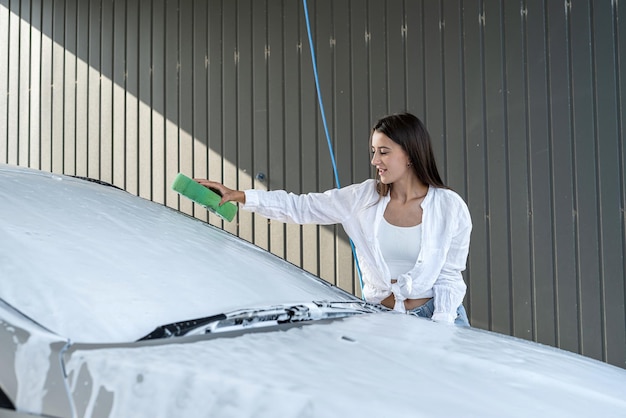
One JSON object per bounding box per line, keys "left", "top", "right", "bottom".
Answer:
{"left": 1, "top": 164, "right": 625, "bottom": 417}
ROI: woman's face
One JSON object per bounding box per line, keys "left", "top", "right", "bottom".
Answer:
{"left": 370, "top": 131, "right": 412, "bottom": 184}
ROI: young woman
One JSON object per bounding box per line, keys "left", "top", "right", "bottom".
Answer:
{"left": 196, "top": 112, "right": 472, "bottom": 325}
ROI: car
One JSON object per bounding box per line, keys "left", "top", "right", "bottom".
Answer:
{"left": 1, "top": 163, "right": 625, "bottom": 418}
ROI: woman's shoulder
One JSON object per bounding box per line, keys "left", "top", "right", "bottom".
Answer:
{"left": 429, "top": 187, "right": 470, "bottom": 213}
{"left": 356, "top": 178, "right": 378, "bottom": 190}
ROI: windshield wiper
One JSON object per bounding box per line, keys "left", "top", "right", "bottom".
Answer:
{"left": 139, "top": 301, "right": 381, "bottom": 341}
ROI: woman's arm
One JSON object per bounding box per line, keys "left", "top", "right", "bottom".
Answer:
{"left": 240, "top": 181, "right": 376, "bottom": 226}
{"left": 431, "top": 206, "right": 472, "bottom": 323}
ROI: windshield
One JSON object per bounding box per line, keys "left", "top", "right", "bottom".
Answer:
{"left": 0, "top": 167, "right": 360, "bottom": 344}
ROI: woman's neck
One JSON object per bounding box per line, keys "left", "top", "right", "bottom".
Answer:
{"left": 390, "top": 178, "right": 428, "bottom": 203}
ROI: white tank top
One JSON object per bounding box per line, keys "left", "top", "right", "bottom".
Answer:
{"left": 378, "top": 217, "right": 422, "bottom": 279}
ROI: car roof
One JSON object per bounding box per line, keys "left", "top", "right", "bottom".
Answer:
{"left": 0, "top": 165, "right": 355, "bottom": 343}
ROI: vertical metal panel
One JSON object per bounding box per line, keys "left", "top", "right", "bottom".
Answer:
{"left": 284, "top": 0, "right": 303, "bottom": 267}
{"left": 235, "top": 0, "right": 253, "bottom": 243}
{"left": 442, "top": 1, "right": 466, "bottom": 194}
{"left": 422, "top": 0, "right": 444, "bottom": 151}
{"left": 51, "top": 0, "right": 65, "bottom": 174}
{"left": 137, "top": 0, "right": 152, "bottom": 200}
{"left": 463, "top": 0, "right": 490, "bottom": 329}
{"left": 150, "top": 0, "right": 165, "bottom": 204}
{"left": 299, "top": 1, "right": 320, "bottom": 277}
{"left": 405, "top": 0, "right": 425, "bottom": 119}
{"left": 251, "top": 0, "right": 269, "bottom": 251}
{"left": 386, "top": 0, "right": 405, "bottom": 112}
{"left": 6, "top": 0, "right": 20, "bottom": 164}
{"left": 310, "top": 0, "right": 335, "bottom": 285}
{"left": 190, "top": 0, "right": 208, "bottom": 219}
{"left": 333, "top": 0, "right": 352, "bottom": 186}
{"left": 178, "top": 0, "right": 194, "bottom": 214}
{"left": 526, "top": 0, "right": 557, "bottom": 348}
{"left": 266, "top": 0, "right": 286, "bottom": 257}
{"left": 63, "top": 0, "right": 77, "bottom": 175}
{"left": 613, "top": 0, "right": 626, "bottom": 370}
{"left": 503, "top": 0, "right": 533, "bottom": 341}
{"left": 87, "top": 0, "right": 101, "bottom": 179}
{"left": 99, "top": 0, "right": 113, "bottom": 182}
{"left": 40, "top": 0, "right": 53, "bottom": 172}
{"left": 347, "top": 0, "right": 371, "bottom": 293}
{"left": 1, "top": 0, "right": 624, "bottom": 370}
{"left": 547, "top": 0, "right": 578, "bottom": 357}
{"left": 349, "top": 0, "right": 370, "bottom": 187}
{"left": 164, "top": 0, "right": 179, "bottom": 210}
{"left": 124, "top": 0, "right": 139, "bottom": 194}
{"left": 29, "top": 0, "right": 42, "bottom": 169}
{"left": 220, "top": 0, "right": 238, "bottom": 236}
{"left": 368, "top": 0, "right": 387, "bottom": 119}
{"left": 568, "top": 0, "right": 596, "bottom": 357}
{"left": 206, "top": 0, "right": 223, "bottom": 225}
{"left": 484, "top": 0, "right": 511, "bottom": 335}
{"left": 75, "top": 0, "right": 88, "bottom": 176}
{"left": 591, "top": 0, "right": 625, "bottom": 365}
{"left": 18, "top": 0, "right": 30, "bottom": 167}
{"left": 334, "top": 0, "right": 356, "bottom": 294}
{"left": 0, "top": 0, "right": 10, "bottom": 164}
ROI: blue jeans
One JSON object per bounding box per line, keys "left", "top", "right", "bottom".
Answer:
{"left": 408, "top": 298, "right": 470, "bottom": 326}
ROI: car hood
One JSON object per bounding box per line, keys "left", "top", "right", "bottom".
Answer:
{"left": 0, "top": 165, "right": 355, "bottom": 343}
{"left": 62, "top": 313, "right": 626, "bottom": 418}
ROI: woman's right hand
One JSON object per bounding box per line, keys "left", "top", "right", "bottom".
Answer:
{"left": 193, "top": 179, "right": 246, "bottom": 205}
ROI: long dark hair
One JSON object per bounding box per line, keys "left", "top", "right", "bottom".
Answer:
{"left": 372, "top": 112, "right": 446, "bottom": 196}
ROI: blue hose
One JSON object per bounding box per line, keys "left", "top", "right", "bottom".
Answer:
{"left": 302, "top": 0, "right": 364, "bottom": 297}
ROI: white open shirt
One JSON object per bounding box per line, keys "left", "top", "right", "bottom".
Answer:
{"left": 243, "top": 179, "right": 472, "bottom": 323}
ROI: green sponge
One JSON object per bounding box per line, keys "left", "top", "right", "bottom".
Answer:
{"left": 171, "top": 173, "right": 238, "bottom": 222}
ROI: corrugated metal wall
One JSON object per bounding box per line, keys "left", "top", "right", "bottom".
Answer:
{"left": 1, "top": 0, "right": 624, "bottom": 369}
